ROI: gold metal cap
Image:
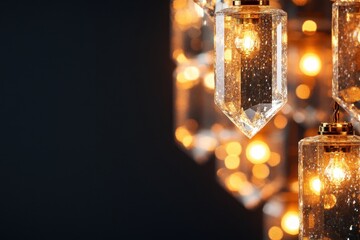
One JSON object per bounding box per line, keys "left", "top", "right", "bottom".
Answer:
{"left": 318, "top": 122, "right": 354, "bottom": 135}
{"left": 233, "top": 0, "right": 269, "bottom": 6}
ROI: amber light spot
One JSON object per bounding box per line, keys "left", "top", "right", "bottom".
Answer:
{"left": 309, "top": 176, "right": 321, "bottom": 195}
{"left": 203, "top": 72, "right": 215, "bottom": 90}
{"left": 296, "top": 84, "right": 311, "bottom": 100}
{"left": 225, "top": 142, "right": 242, "bottom": 156}
{"left": 300, "top": 53, "right": 322, "bottom": 77}
{"left": 268, "top": 226, "right": 284, "bottom": 240}
{"left": 224, "top": 155, "right": 240, "bottom": 170}
{"left": 252, "top": 164, "right": 270, "bottom": 179}
{"left": 268, "top": 152, "right": 281, "bottom": 167}
{"left": 302, "top": 20, "right": 317, "bottom": 35}
{"left": 274, "top": 114, "right": 288, "bottom": 129}
{"left": 246, "top": 140, "right": 271, "bottom": 164}
{"left": 281, "top": 211, "right": 300, "bottom": 235}
{"left": 226, "top": 172, "right": 247, "bottom": 191}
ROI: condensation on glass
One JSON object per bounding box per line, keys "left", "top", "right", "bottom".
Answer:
{"left": 298, "top": 123, "right": 360, "bottom": 239}
{"left": 333, "top": 0, "right": 360, "bottom": 121}
{"left": 214, "top": 1, "right": 287, "bottom": 138}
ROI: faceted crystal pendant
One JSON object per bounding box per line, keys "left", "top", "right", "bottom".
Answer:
{"left": 214, "top": 4, "right": 287, "bottom": 138}
{"left": 332, "top": 1, "right": 360, "bottom": 122}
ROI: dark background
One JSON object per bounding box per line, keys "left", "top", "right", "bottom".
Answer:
{"left": 0, "top": 1, "right": 263, "bottom": 239}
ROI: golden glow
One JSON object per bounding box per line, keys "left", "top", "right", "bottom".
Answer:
{"left": 224, "top": 49, "right": 232, "bottom": 62}
{"left": 175, "top": 126, "right": 191, "bottom": 142}
{"left": 172, "top": 0, "right": 187, "bottom": 9}
{"left": 182, "top": 135, "right": 193, "bottom": 148}
{"left": 215, "top": 145, "right": 227, "bottom": 160}
{"left": 324, "top": 194, "right": 337, "bottom": 209}
{"left": 300, "top": 53, "right": 322, "bottom": 77}
{"left": 292, "top": 0, "right": 308, "bottom": 6}
{"left": 235, "top": 27, "right": 260, "bottom": 56}
{"left": 274, "top": 114, "right": 288, "bottom": 129}
{"left": 268, "top": 226, "right": 284, "bottom": 240}
{"left": 226, "top": 142, "right": 242, "bottom": 156}
{"left": 252, "top": 164, "right": 270, "bottom": 179}
{"left": 239, "top": 181, "right": 254, "bottom": 196}
{"left": 203, "top": 72, "right": 215, "bottom": 90}
{"left": 290, "top": 181, "right": 299, "bottom": 193}
{"left": 183, "top": 66, "right": 200, "bottom": 80}
{"left": 296, "top": 84, "right": 311, "bottom": 99}
{"left": 324, "top": 152, "right": 350, "bottom": 186}
{"left": 268, "top": 152, "right": 281, "bottom": 167}
{"left": 281, "top": 211, "right": 300, "bottom": 235}
{"left": 246, "top": 140, "right": 271, "bottom": 164}
{"left": 196, "top": 135, "right": 217, "bottom": 151}
{"left": 302, "top": 20, "right": 317, "bottom": 34}
{"left": 310, "top": 177, "right": 321, "bottom": 195}
{"left": 226, "top": 172, "right": 247, "bottom": 191}
{"left": 172, "top": 49, "right": 188, "bottom": 63}
{"left": 175, "top": 127, "right": 193, "bottom": 149}
{"left": 224, "top": 155, "right": 240, "bottom": 169}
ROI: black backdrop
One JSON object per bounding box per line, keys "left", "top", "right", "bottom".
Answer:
{"left": 0, "top": 1, "right": 264, "bottom": 239}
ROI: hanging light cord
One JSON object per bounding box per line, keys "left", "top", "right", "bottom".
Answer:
{"left": 332, "top": 102, "right": 340, "bottom": 123}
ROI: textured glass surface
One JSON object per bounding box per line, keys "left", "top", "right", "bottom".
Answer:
{"left": 333, "top": 1, "right": 360, "bottom": 121}
{"left": 299, "top": 135, "right": 360, "bottom": 239}
{"left": 215, "top": 6, "right": 287, "bottom": 138}
{"left": 216, "top": 118, "right": 286, "bottom": 209}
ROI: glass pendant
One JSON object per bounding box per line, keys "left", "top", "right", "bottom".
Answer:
{"left": 332, "top": 0, "right": 360, "bottom": 121}
{"left": 298, "top": 106, "right": 360, "bottom": 239}
{"left": 171, "top": 0, "right": 232, "bottom": 163}
{"left": 214, "top": 0, "right": 287, "bottom": 138}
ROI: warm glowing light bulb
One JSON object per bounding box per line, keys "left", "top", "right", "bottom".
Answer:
{"left": 309, "top": 176, "right": 321, "bottom": 195}
{"left": 300, "top": 53, "right": 322, "bottom": 77}
{"left": 281, "top": 211, "right": 300, "bottom": 235}
{"left": 246, "top": 140, "right": 271, "bottom": 164}
{"left": 235, "top": 25, "right": 260, "bottom": 56}
{"left": 324, "top": 152, "right": 350, "bottom": 186}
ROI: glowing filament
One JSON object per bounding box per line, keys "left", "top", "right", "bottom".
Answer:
{"left": 234, "top": 24, "right": 260, "bottom": 56}
{"left": 324, "top": 152, "right": 350, "bottom": 186}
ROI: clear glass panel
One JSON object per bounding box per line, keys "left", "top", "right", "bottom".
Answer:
{"left": 333, "top": 1, "right": 360, "bottom": 121}
{"left": 215, "top": 6, "right": 287, "bottom": 138}
{"left": 299, "top": 135, "right": 360, "bottom": 239}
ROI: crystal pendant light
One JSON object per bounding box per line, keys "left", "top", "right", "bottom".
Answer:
{"left": 332, "top": 0, "right": 360, "bottom": 121}
{"left": 298, "top": 103, "right": 360, "bottom": 239}
{"left": 214, "top": 0, "right": 287, "bottom": 138}
{"left": 171, "top": 0, "right": 233, "bottom": 163}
